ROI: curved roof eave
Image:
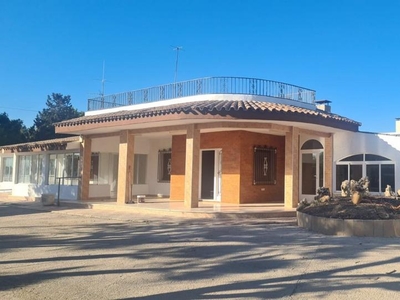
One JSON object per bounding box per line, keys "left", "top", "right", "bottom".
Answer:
{"left": 55, "top": 100, "right": 361, "bottom": 133}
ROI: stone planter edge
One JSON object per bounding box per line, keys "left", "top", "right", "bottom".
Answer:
{"left": 297, "top": 211, "right": 400, "bottom": 237}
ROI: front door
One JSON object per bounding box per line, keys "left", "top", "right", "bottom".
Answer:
{"left": 301, "top": 151, "right": 324, "bottom": 200}
{"left": 200, "top": 149, "right": 222, "bottom": 201}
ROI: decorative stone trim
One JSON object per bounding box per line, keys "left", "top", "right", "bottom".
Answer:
{"left": 297, "top": 211, "right": 400, "bottom": 237}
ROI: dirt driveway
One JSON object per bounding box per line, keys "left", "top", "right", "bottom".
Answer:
{"left": 1, "top": 202, "right": 400, "bottom": 299}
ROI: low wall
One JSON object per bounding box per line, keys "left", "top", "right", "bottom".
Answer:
{"left": 89, "top": 184, "right": 110, "bottom": 198}
{"left": 12, "top": 184, "right": 78, "bottom": 201}
{"left": 297, "top": 211, "right": 400, "bottom": 237}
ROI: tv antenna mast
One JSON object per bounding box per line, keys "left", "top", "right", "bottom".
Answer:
{"left": 101, "top": 60, "right": 106, "bottom": 97}
{"left": 172, "top": 46, "right": 183, "bottom": 83}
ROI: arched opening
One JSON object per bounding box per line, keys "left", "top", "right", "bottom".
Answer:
{"left": 301, "top": 139, "right": 324, "bottom": 197}
{"left": 301, "top": 139, "right": 323, "bottom": 150}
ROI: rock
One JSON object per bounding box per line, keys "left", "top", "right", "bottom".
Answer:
{"left": 376, "top": 206, "right": 390, "bottom": 219}
{"left": 319, "top": 195, "right": 330, "bottom": 202}
{"left": 352, "top": 191, "right": 362, "bottom": 205}
{"left": 341, "top": 180, "right": 350, "bottom": 197}
{"left": 384, "top": 185, "right": 393, "bottom": 197}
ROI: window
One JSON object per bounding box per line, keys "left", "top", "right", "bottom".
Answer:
{"left": 48, "top": 154, "right": 58, "bottom": 184}
{"left": 1, "top": 157, "right": 13, "bottom": 182}
{"left": 350, "top": 165, "right": 362, "bottom": 181}
{"left": 381, "top": 164, "right": 395, "bottom": 192}
{"left": 17, "top": 155, "right": 43, "bottom": 184}
{"left": 336, "top": 153, "right": 395, "bottom": 192}
{"left": 366, "top": 165, "right": 379, "bottom": 192}
{"left": 318, "top": 152, "right": 324, "bottom": 188}
{"left": 133, "top": 154, "right": 147, "bottom": 184}
{"left": 341, "top": 154, "right": 363, "bottom": 162}
{"left": 336, "top": 165, "right": 348, "bottom": 191}
{"left": 158, "top": 149, "right": 171, "bottom": 182}
{"left": 365, "top": 154, "right": 390, "bottom": 161}
{"left": 90, "top": 153, "right": 100, "bottom": 183}
{"left": 253, "top": 146, "right": 276, "bottom": 185}
{"left": 301, "top": 139, "right": 323, "bottom": 150}
{"left": 48, "top": 153, "right": 79, "bottom": 185}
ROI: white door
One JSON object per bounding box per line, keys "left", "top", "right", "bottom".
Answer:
{"left": 301, "top": 151, "right": 324, "bottom": 201}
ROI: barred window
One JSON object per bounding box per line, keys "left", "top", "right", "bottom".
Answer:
{"left": 158, "top": 149, "right": 171, "bottom": 182}
{"left": 253, "top": 146, "right": 276, "bottom": 185}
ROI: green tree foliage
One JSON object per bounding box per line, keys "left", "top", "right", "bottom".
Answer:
{"left": 0, "top": 113, "right": 29, "bottom": 146}
{"left": 32, "top": 93, "right": 83, "bottom": 141}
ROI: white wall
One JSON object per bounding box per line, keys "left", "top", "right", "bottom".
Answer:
{"left": 334, "top": 131, "right": 400, "bottom": 162}
{"left": 89, "top": 184, "right": 110, "bottom": 198}
{"left": 66, "top": 142, "right": 80, "bottom": 151}
{"left": 147, "top": 137, "right": 172, "bottom": 197}
{"left": 132, "top": 136, "right": 150, "bottom": 195}
{"left": 92, "top": 136, "right": 119, "bottom": 153}
{"left": 12, "top": 184, "right": 78, "bottom": 200}
{"left": 97, "top": 153, "right": 112, "bottom": 184}
{"left": 333, "top": 131, "right": 400, "bottom": 192}
{"left": 0, "top": 182, "right": 13, "bottom": 191}
{"left": 126, "top": 136, "right": 172, "bottom": 196}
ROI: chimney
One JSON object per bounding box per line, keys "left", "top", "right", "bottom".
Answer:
{"left": 315, "top": 100, "right": 332, "bottom": 113}
{"left": 396, "top": 118, "right": 400, "bottom": 133}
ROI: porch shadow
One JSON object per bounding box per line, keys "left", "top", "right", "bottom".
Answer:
{"left": 1, "top": 204, "right": 400, "bottom": 298}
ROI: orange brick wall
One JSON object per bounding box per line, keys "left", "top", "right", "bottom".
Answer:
{"left": 169, "top": 130, "right": 285, "bottom": 204}
{"left": 200, "top": 131, "right": 241, "bottom": 204}
{"left": 239, "top": 131, "right": 285, "bottom": 203}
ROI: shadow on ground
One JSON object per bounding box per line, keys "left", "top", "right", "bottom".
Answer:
{"left": 0, "top": 204, "right": 399, "bottom": 299}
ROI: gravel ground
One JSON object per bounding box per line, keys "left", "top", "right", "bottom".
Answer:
{"left": 1, "top": 202, "right": 400, "bottom": 300}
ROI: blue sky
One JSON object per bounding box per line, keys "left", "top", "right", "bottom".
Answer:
{"left": 1, "top": 0, "right": 399, "bottom": 132}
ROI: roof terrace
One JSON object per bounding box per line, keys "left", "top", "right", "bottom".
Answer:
{"left": 87, "top": 77, "right": 316, "bottom": 111}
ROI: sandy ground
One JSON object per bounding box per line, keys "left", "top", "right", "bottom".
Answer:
{"left": 1, "top": 201, "right": 400, "bottom": 300}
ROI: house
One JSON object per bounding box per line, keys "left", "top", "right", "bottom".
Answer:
{"left": 1, "top": 77, "right": 399, "bottom": 208}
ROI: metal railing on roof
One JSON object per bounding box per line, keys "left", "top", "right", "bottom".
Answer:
{"left": 87, "top": 76, "right": 316, "bottom": 111}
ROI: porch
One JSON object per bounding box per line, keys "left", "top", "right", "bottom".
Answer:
{"left": 63, "top": 197, "right": 296, "bottom": 219}
{"left": 0, "top": 194, "right": 296, "bottom": 220}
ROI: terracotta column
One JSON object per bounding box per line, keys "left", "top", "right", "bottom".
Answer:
{"left": 117, "top": 130, "right": 134, "bottom": 204}
{"left": 324, "top": 134, "right": 333, "bottom": 194}
{"left": 79, "top": 136, "right": 92, "bottom": 200}
{"left": 184, "top": 124, "right": 200, "bottom": 208}
{"left": 284, "top": 127, "right": 299, "bottom": 208}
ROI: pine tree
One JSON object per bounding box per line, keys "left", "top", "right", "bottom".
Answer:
{"left": 31, "top": 93, "right": 82, "bottom": 141}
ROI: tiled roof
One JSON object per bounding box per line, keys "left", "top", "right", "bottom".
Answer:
{"left": 0, "top": 136, "right": 79, "bottom": 151}
{"left": 55, "top": 100, "right": 361, "bottom": 128}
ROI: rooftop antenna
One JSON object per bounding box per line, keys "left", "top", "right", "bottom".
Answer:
{"left": 101, "top": 60, "right": 106, "bottom": 97}
{"left": 172, "top": 46, "right": 183, "bottom": 83}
